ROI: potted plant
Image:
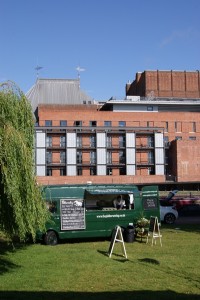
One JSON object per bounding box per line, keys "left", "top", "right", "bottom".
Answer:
{"left": 135, "top": 217, "right": 150, "bottom": 241}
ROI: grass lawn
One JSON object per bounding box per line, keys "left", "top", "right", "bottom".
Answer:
{"left": 0, "top": 224, "right": 200, "bottom": 300}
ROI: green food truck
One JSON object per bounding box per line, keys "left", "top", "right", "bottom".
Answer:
{"left": 37, "top": 184, "right": 160, "bottom": 245}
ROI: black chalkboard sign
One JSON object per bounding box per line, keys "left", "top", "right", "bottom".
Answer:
{"left": 143, "top": 197, "right": 158, "bottom": 210}
{"left": 149, "top": 216, "right": 156, "bottom": 233}
{"left": 61, "top": 199, "right": 85, "bottom": 230}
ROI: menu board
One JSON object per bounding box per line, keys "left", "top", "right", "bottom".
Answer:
{"left": 143, "top": 197, "right": 158, "bottom": 210}
{"left": 142, "top": 189, "right": 158, "bottom": 210}
{"left": 61, "top": 199, "right": 85, "bottom": 230}
{"left": 149, "top": 216, "right": 156, "bottom": 232}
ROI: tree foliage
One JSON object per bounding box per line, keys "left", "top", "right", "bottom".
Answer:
{"left": 0, "top": 81, "right": 48, "bottom": 241}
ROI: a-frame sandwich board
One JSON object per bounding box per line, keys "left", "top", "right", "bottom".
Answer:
{"left": 108, "top": 225, "right": 127, "bottom": 259}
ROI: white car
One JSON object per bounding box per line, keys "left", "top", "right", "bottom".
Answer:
{"left": 160, "top": 201, "right": 179, "bottom": 224}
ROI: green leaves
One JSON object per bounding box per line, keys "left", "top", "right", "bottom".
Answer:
{"left": 0, "top": 82, "right": 48, "bottom": 241}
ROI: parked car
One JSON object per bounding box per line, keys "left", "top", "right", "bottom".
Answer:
{"left": 177, "top": 203, "right": 200, "bottom": 216}
{"left": 160, "top": 201, "right": 179, "bottom": 224}
{"left": 160, "top": 190, "right": 200, "bottom": 215}
{"left": 169, "top": 197, "right": 200, "bottom": 214}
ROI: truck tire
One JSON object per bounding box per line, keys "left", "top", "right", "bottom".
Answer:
{"left": 44, "top": 230, "right": 58, "bottom": 246}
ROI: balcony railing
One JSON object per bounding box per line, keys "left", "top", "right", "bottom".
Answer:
{"left": 46, "top": 143, "right": 66, "bottom": 148}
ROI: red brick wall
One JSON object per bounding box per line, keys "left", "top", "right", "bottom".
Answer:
{"left": 37, "top": 175, "right": 165, "bottom": 186}
{"left": 175, "top": 140, "right": 200, "bottom": 182}
{"left": 39, "top": 107, "right": 200, "bottom": 142}
{"left": 126, "top": 70, "right": 200, "bottom": 98}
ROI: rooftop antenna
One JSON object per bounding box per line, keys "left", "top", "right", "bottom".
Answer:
{"left": 76, "top": 65, "right": 85, "bottom": 87}
{"left": 35, "top": 65, "right": 43, "bottom": 79}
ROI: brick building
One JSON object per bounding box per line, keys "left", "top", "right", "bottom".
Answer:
{"left": 27, "top": 71, "right": 200, "bottom": 188}
{"left": 126, "top": 70, "right": 200, "bottom": 98}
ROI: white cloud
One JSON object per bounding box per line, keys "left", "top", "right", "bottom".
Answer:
{"left": 159, "top": 28, "right": 197, "bottom": 47}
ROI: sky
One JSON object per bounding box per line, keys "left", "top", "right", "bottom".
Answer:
{"left": 0, "top": 0, "right": 200, "bottom": 100}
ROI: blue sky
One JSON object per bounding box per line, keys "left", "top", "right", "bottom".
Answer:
{"left": 0, "top": 0, "right": 200, "bottom": 100}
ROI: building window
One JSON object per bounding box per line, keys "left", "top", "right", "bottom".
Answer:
{"left": 74, "top": 121, "right": 82, "bottom": 127}
{"left": 175, "top": 136, "right": 182, "bottom": 140}
{"left": 60, "top": 136, "right": 66, "bottom": 147}
{"left": 119, "top": 151, "right": 126, "bottom": 164}
{"left": 119, "top": 135, "right": 126, "bottom": 147}
{"left": 175, "top": 121, "right": 182, "bottom": 132}
{"left": 46, "top": 152, "right": 52, "bottom": 164}
{"left": 46, "top": 136, "right": 52, "bottom": 147}
{"left": 147, "top": 121, "right": 154, "bottom": 127}
{"left": 148, "top": 166, "right": 155, "bottom": 175}
{"left": 77, "top": 136, "right": 82, "bottom": 147}
{"left": 60, "top": 120, "right": 67, "bottom": 127}
{"left": 119, "top": 167, "right": 126, "bottom": 175}
{"left": 90, "top": 121, "right": 97, "bottom": 127}
{"left": 90, "top": 151, "right": 96, "bottom": 164}
{"left": 147, "top": 136, "right": 154, "bottom": 147}
{"left": 164, "top": 136, "right": 169, "bottom": 147}
{"left": 147, "top": 106, "right": 153, "bottom": 111}
{"left": 104, "top": 121, "right": 112, "bottom": 127}
{"left": 60, "top": 168, "right": 66, "bottom": 176}
{"left": 77, "top": 167, "right": 82, "bottom": 176}
{"left": 192, "top": 122, "right": 196, "bottom": 132}
{"left": 90, "top": 136, "right": 96, "bottom": 147}
{"left": 106, "top": 151, "right": 112, "bottom": 164}
{"left": 189, "top": 122, "right": 196, "bottom": 132}
{"left": 119, "top": 121, "right": 126, "bottom": 127}
{"left": 60, "top": 151, "right": 66, "bottom": 163}
{"left": 77, "top": 151, "right": 82, "bottom": 164}
{"left": 148, "top": 151, "right": 154, "bottom": 164}
{"left": 165, "top": 122, "right": 168, "bottom": 132}
{"left": 46, "top": 168, "right": 52, "bottom": 176}
{"left": 189, "top": 136, "right": 196, "bottom": 140}
{"left": 45, "top": 120, "right": 52, "bottom": 126}
{"left": 188, "top": 122, "right": 196, "bottom": 132}
{"left": 90, "top": 167, "right": 96, "bottom": 175}
{"left": 106, "top": 136, "right": 112, "bottom": 147}
{"left": 107, "top": 167, "right": 112, "bottom": 175}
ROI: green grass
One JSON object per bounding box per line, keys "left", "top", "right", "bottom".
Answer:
{"left": 0, "top": 225, "right": 200, "bottom": 300}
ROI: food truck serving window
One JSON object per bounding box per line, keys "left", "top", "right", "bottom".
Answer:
{"left": 85, "top": 189, "right": 135, "bottom": 211}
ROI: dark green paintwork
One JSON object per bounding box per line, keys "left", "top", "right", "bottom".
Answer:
{"left": 37, "top": 184, "right": 160, "bottom": 242}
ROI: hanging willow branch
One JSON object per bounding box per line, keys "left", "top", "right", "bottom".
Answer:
{"left": 0, "top": 81, "right": 49, "bottom": 241}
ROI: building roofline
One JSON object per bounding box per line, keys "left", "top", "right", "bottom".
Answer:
{"left": 105, "top": 97, "right": 200, "bottom": 105}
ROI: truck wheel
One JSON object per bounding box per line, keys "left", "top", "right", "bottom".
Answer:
{"left": 164, "top": 213, "right": 176, "bottom": 224}
{"left": 44, "top": 230, "right": 58, "bottom": 246}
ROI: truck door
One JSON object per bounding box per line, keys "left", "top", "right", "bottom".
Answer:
{"left": 141, "top": 186, "right": 160, "bottom": 220}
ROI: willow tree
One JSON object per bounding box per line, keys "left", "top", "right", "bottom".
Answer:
{"left": 0, "top": 81, "right": 48, "bottom": 241}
